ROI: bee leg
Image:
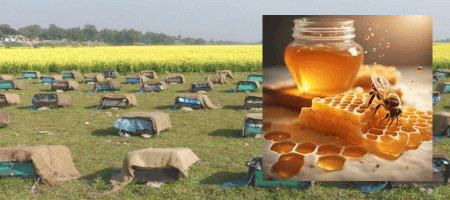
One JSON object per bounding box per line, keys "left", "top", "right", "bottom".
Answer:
{"left": 395, "top": 117, "right": 399, "bottom": 125}
{"left": 372, "top": 104, "right": 381, "bottom": 117}
{"left": 388, "top": 117, "right": 395, "bottom": 128}
{"left": 368, "top": 93, "right": 376, "bottom": 106}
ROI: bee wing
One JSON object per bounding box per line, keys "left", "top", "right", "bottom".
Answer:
{"left": 371, "top": 74, "right": 389, "bottom": 99}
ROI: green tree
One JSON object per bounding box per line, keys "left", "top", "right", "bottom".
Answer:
{"left": 83, "top": 24, "right": 98, "bottom": 41}
{"left": 0, "top": 24, "right": 19, "bottom": 35}
{"left": 66, "top": 27, "right": 84, "bottom": 41}
{"left": 18, "top": 25, "right": 42, "bottom": 39}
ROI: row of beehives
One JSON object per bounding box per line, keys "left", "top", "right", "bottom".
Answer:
{"left": 0, "top": 91, "right": 263, "bottom": 135}
{"left": 0, "top": 70, "right": 262, "bottom": 93}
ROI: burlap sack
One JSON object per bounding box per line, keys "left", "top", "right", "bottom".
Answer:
{"left": 142, "top": 80, "right": 167, "bottom": 89}
{"left": 100, "top": 94, "right": 137, "bottom": 107}
{"left": 0, "top": 75, "right": 13, "bottom": 81}
{"left": 52, "top": 80, "right": 80, "bottom": 91}
{"left": 126, "top": 75, "right": 147, "bottom": 84}
{"left": 40, "top": 75, "right": 62, "bottom": 81}
{"left": 120, "top": 111, "right": 172, "bottom": 134}
{"left": 242, "top": 113, "right": 262, "bottom": 136}
{"left": 436, "top": 82, "right": 450, "bottom": 94}
{"left": 175, "top": 93, "right": 221, "bottom": 109}
{"left": 0, "top": 110, "right": 10, "bottom": 127}
{"left": 61, "top": 70, "right": 84, "bottom": 83}
{"left": 140, "top": 70, "right": 158, "bottom": 79}
{"left": 216, "top": 70, "right": 235, "bottom": 79}
{"left": 0, "top": 145, "right": 81, "bottom": 185}
{"left": 206, "top": 74, "right": 227, "bottom": 84}
{"left": 165, "top": 74, "right": 186, "bottom": 84}
{"left": 12, "top": 80, "right": 26, "bottom": 90}
{"left": 1, "top": 93, "right": 20, "bottom": 105}
{"left": 434, "top": 111, "right": 450, "bottom": 136}
{"left": 188, "top": 81, "right": 214, "bottom": 92}
{"left": 84, "top": 73, "right": 105, "bottom": 83}
{"left": 236, "top": 80, "right": 260, "bottom": 91}
{"left": 56, "top": 93, "right": 72, "bottom": 107}
{"left": 22, "top": 71, "right": 41, "bottom": 79}
{"left": 90, "top": 148, "right": 198, "bottom": 198}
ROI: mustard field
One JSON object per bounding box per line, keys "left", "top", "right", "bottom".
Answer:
{"left": 433, "top": 43, "right": 450, "bottom": 69}
{"left": 0, "top": 45, "right": 262, "bottom": 73}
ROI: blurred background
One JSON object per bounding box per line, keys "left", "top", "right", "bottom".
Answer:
{"left": 263, "top": 15, "right": 432, "bottom": 68}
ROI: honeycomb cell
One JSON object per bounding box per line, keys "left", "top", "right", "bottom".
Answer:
{"left": 270, "top": 141, "right": 296, "bottom": 154}
{"left": 264, "top": 131, "right": 291, "bottom": 141}
{"left": 270, "top": 153, "right": 304, "bottom": 177}
{"left": 323, "top": 98, "right": 333, "bottom": 104}
{"left": 295, "top": 142, "right": 316, "bottom": 154}
{"left": 263, "top": 122, "right": 271, "bottom": 131}
{"left": 385, "top": 130, "right": 397, "bottom": 137}
{"left": 405, "top": 132, "right": 422, "bottom": 150}
{"left": 419, "top": 115, "right": 432, "bottom": 120}
{"left": 365, "top": 134, "right": 378, "bottom": 140}
{"left": 369, "top": 129, "right": 384, "bottom": 135}
{"left": 317, "top": 155, "right": 346, "bottom": 171}
{"left": 342, "top": 146, "right": 367, "bottom": 158}
{"left": 356, "top": 108, "right": 366, "bottom": 114}
{"left": 317, "top": 145, "right": 342, "bottom": 155}
{"left": 401, "top": 126, "right": 415, "bottom": 133}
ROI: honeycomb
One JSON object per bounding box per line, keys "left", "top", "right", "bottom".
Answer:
{"left": 264, "top": 90, "right": 432, "bottom": 178}
{"left": 352, "top": 64, "right": 401, "bottom": 90}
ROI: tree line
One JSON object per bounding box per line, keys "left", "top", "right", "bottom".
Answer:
{"left": 0, "top": 24, "right": 261, "bottom": 45}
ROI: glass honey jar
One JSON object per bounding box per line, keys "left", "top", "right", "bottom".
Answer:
{"left": 284, "top": 17, "right": 364, "bottom": 98}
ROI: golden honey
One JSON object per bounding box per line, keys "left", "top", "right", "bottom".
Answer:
{"left": 284, "top": 17, "right": 364, "bottom": 98}
{"left": 285, "top": 46, "right": 363, "bottom": 97}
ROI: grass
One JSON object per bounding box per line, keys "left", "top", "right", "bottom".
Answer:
{"left": 0, "top": 73, "right": 450, "bottom": 199}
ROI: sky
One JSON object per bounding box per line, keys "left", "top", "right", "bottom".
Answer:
{"left": 0, "top": 0, "right": 449, "bottom": 43}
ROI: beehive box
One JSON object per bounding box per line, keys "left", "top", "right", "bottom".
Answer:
{"left": 263, "top": 90, "right": 432, "bottom": 181}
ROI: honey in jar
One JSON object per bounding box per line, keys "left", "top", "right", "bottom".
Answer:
{"left": 284, "top": 17, "right": 364, "bottom": 98}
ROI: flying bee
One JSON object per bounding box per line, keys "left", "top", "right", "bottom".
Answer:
{"left": 368, "top": 74, "right": 402, "bottom": 128}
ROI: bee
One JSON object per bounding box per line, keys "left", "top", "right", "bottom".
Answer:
{"left": 368, "top": 74, "right": 403, "bottom": 128}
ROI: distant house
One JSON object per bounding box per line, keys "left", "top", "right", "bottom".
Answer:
{"left": 2, "top": 35, "right": 31, "bottom": 42}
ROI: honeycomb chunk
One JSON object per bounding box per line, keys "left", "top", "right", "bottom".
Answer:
{"left": 317, "top": 155, "right": 346, "bottom": 171}
{"left": 270, "top": 141, "right": 296, "bottom": 154}
{"left": 299, "top": 91, "right": 387, "bottom": 145}
{"left": 342, "top": 146, "right": 367, "bottom": 158}
{"left": 316, "top": 145, "right": 342, "bottom": 155}
{"left": 270, "top": 153, "right": 304, "bottom": 177}
{"left": 295, "top": 142, "right": 316, "bottom": 154}
{"left": 264, "top": 131, "right": 290, "bottom": 142}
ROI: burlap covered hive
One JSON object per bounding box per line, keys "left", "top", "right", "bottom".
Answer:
{"left": 84, "top": 73, "right": 105, "bottom": 83}
{"left": 165, "top": 74, "right": 186, "bottom": 84}
{"left": 263, "top": 90, "right": 432, "bottom": 181}
{"left": 175, "top": 93, "right": 221, "bottom": 109}
{"left": 216, "top": 70, "right": 234, "bottom": 79}
{"left": 120, "top": 111, "right": 172, "bottom": 134}
{"left": 0, "top": 145, "right": 81, "bottom": 185}
{"left": 206, "top": 74, "right": 227, "bottom": 84}
{"left": 61, "top": 70, "right": 84, "bottom": 83}
{"left": 433, "top": 111, "right": 450, "bottom": 136}
{"left": 0, "top": 93, "right": 20, "bottom": 106}
{"left": 140, "top": 70, "right": 158, "bottom": 79}
{"left": 90, "top": 148, "right": 199, "bottom": 198}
